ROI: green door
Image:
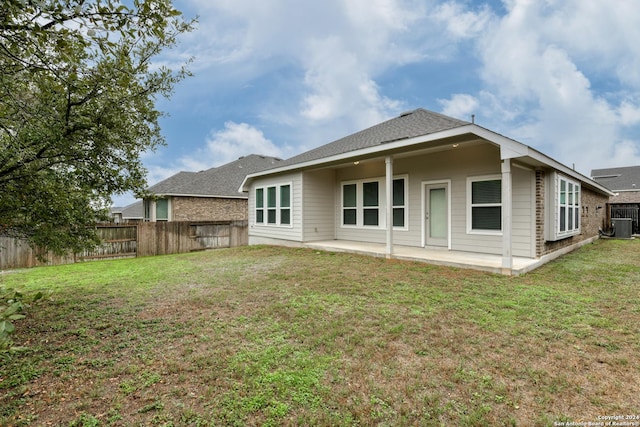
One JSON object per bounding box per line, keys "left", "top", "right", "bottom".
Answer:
{"left": 426, "top": 184, "right": 448, "bottom": 247}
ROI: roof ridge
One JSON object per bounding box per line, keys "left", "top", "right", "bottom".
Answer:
{"left": 273, "top": 107, "right": 469, "bottom": 168}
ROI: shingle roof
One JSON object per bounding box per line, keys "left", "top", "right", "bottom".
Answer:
{"left": 121, "top": 201, "right": 144, "bottom": 219}
{"left": 270, "top": 108, "right": 469, "bottom": 169}
{"left": 148, "top": 154, "right": 282, "bottom": 197}
{"left": 591, "top": 165, "right": 640, "bottom": 191}
{"left": 110, "top": 200, "right": 143, "bottom": 219}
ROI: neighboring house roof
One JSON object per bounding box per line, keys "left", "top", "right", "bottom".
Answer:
{"left": 121, "top": 200, "right": 144, "bottom": 219}
{"left": 148, "top": 154, "right": 282, "bottom": 198}
{"left": 241, "top": 108, "right": 613, "bottom": 197}
{"left": 591, "top": 166, "right": 640, "bottom": 192}
{"left": 110, "top": 201, "right": 144, "bottom": 219}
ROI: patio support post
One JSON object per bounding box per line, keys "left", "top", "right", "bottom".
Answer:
{"left": 501, "top": 159, "right": 513, "bottom": 273}
{"left": 386, "top": 156, "right": 393, "bottom": 258}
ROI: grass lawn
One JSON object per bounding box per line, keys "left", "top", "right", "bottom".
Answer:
{"left": 1, "top": 239, "right": 639, "bottom": 426}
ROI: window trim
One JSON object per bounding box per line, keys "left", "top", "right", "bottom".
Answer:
{"left": 155, "top": 198, "right": 170, "bottom": 221}
{"left": 467, "top": 175, "right": 502, "bottom": 235}
{"left": 342, "top": 182, "right": 358, "bottom": 226}
{"left": 392, "top": 176, "right": 408, "bottom": 230}
{"left": 341, "top": 179, "right": 382, "bottom": 229}
{"left": 339, "top": 175, "right": 408, "bottom": 230}
{"left": 254, "top": 182, "right": 293, "bottom": 227}
{"left": 255, "top": 188, "right": 265, "bottom": 224}
{"left": 556, "top": 174, "right": 580, "bottom": 238}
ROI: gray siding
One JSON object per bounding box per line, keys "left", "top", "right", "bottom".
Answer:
{"left": 248, "top": 173, "right": 303, "bottom": 242}
{"left": 398, "top": 143, "right": 504, "bottom": 254}
{"left": 302, "top": 169, "right": 336, "bottom": 241}
{"left": 249, "top": 142, "right": 536, "bottom": 259}
{"left": 512, "top": 166, "right": 535, "bottom": 257}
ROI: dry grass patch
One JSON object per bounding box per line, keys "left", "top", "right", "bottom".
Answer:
{"left": 1, "top": 241, "right": 639, "bottom": 426}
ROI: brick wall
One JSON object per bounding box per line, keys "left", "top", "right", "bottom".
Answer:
{"left": 536, "top": 176, "right": 608, "bottom": 257}
{"left": 535, "top": 170, "right": 545, "bottom": 257}
{"left": 609, "top": 191, "right": 640, "bottom": 204}
{"left": 171, "top": 197, "right": 248, "bottom": 221}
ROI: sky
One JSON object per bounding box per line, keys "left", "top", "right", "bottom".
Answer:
{"left": 113, "top": 0, "right": 640, "bottom": 207}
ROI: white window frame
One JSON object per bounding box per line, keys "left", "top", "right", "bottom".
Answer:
{"left": 340, "top": 176, "right": 408, "bottom": 230}
{"left": 557, "top": 175, "right": 580, "bottom": 237}
{"left": 391, "top": 175, "right": 408, "bottom": 230}
{"left": 341, "top": 179, "right": 382, "bottom": 229}
{"left": 467, "top": 175, "right": 502, "bottom": 235}
{"left": 255, "top": 188, "right": 265, "bottom": 224}
{"left": 342, "top": 182, "right": 358, "bottom": 227}
{"left": 254, "top": 183, "right": 293, "bottom": 227}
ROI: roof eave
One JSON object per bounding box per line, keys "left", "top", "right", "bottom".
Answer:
{"left": 241, "top": 124, "right": 477, "bottom": 191}
{"left": 240, "top": 123, "right": 614, "bottom": 197}
{"left": 148, "top": 193, "right": 248, "bottom": 199}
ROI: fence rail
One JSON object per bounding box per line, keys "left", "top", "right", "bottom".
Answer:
{"left": 0, "top": 220, "right": 248, "bottom": 270}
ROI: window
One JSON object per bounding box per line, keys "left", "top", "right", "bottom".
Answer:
{"left": 255, "top": 183, "right": 292, "bottom": 226}
{"left": 340, "top": 177, "right": 407, "bottom": 228}
{"left": 144, "top": 200, "right": 151, "bottom": 221}
{"left": 342, "top": 180, "right": 381, "bottom": 228}
{"left": 558, "top": 175, "right": 580, "bottom": 236}
{"left": 267, "top": 186, "right": 277, "bottom": 224}
{"left": 156, "top": 198, "right": 169, "bottom": 221}
{"left": 363, "top": 181, "right": 379, "bottom": 226}
{"left": 342, "top": 183, "right": 357, "bottom": 225}
{"left": 392, "top": 178, "right": 406, "bottom": 228}
{"left": 280, "top": 185, "right": 291, "bottom": 225}
{"left": 545, "top": 172, "right": 582, "bottom": 241}
{"left": 469, "top": 176, "right": 502, "bottom": 233}
{"left": 255, "top": 188, "right": 264, "bottom": 223}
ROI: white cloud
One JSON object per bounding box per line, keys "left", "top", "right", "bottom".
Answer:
{"left": 183, "top": 122, "right": 285, "bottom": 171}
{"left": 178, "top": 0, "right": 438, "bottom": 140}
{"left": 447, "top": 0, "right": 640, "bottom": 174}
{"left": 438, "top": 94, "right": 479, "bottom": 120}
{"left": 165, "top": 0, "right": 640, "bottom": 178}
{"left": 432, "top": 1, "right": 492, "bottom": 40}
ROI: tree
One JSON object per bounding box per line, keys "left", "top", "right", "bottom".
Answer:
{"left": 0, "top": 0, "right": 195, "bottom": 255}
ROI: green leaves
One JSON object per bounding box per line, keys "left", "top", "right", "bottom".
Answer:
{"left": 0, "top": 288, "right": 43, "bottom": 356}
{"left": 0, "top": 0, "right": 194, "bottom": 255}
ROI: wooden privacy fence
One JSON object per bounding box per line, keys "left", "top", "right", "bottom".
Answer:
{"left": 0, "top": 220, "right": 248, "bottom": 270}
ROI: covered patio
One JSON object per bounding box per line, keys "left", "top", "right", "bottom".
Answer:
{"left": 304, "top": 240, "right": 544, "bottom": 276}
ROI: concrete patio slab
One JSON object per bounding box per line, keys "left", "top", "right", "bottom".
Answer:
{"left": 304, "top": 240, "right": 543, "bottom": 275}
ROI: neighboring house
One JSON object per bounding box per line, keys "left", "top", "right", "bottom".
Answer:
{"left": 591, "top": 165, "right": 640, "bottom": 235}
{"left": 591, "top": 166, "right": 640, "bottom": 203}
{"left": 110, "top": 201, "right": 144, "bottom": 223}
{"left": 144, "top": 154, "right": 282, "bottom": 222}
{"left": 241, "top": 108, "right": 613, "bottom": 275}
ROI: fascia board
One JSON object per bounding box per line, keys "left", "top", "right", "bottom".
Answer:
{"left": 525, "top": 147, "right": 614, "bottom": 196}
{"left": 150, "top": 193, "right": 248, "bottom": 199}
{"left": 471, "top": 125, "right": 614, "bottom": 196}
{"left": 241, "top": 122, "right": 614, "bottom": 196}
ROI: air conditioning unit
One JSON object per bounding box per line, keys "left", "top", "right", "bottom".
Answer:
{"left": 612, "top": 218, "right": 633, "bottom": 239}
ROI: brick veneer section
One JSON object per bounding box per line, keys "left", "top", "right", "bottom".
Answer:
{"left": 171, "top": 197, "right": 248, "bottom": 221}
{"left": 535, "top": 170, "right": 545, "bottom": 257}
{"left": 609, "top": 191, "right": 640, "bottom": 204}
{"left": 536, "top": 170, "right": 609, "bottom": 257}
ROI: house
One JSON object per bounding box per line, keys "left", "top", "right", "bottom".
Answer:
{"left": 144, "top": 154, "right": 281, "bottom": 222}
{"left": 240, "top": 108, "right": 613, "bottom": 275}
{"left": 591, "top": 166, "right": 640, "bottom": 203}
{"left": 109, "top": 201, "right": 144, "bottom": 223}
{"left": 591, "top": 165, "right": 640, "bottom": 235}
